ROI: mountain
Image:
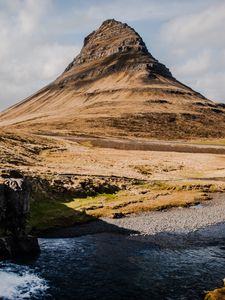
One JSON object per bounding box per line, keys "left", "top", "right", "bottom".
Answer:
{"left": 0, "top": 19, "right": 225, "bottom": 139}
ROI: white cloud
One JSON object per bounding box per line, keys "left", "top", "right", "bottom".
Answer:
{"left": 160, "top": 0, "right": 225, "bottom": 101}
{"left": 161, "top": 1, "right": 225, "bottom": 50}
{"left": 194, "top": 72, "right": 225, "bottom": 101}
{"left": 50, "top": 0, "right": 213, "bottom": 34}
{"left": 18, "top": 0, "right": 49, "bottom": 34}
{"left": 0, "top": 0, "right": 79, "bottom": 110}
{"left": 173, "top": 51, "right": 212, "bottom": 77}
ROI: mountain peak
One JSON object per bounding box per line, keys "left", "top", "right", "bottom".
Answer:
{"left": 63, "top": 19, "right": 172, "bottom": 79}
{"left": 100, "top": 18, "right": 123, "bottom": 27}
{"left": 83, "top": 18, "right": 145, "bottom": 50}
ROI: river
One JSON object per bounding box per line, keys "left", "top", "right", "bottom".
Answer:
{"left": 1, "top": 230, "right": 225, "bottom": 300}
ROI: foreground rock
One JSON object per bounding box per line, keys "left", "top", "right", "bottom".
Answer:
{"left": 0, "top": 235, "right": 40, "bottom": 260}
{"left": 0, "top": 170, "right": 40, "bottom": 259}
{"left": 205, "top": 280, "right": 225, "bottom": 300}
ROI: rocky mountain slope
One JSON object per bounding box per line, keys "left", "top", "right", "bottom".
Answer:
{"left": 0, "top": 19, "right": 225, "bottom": 139}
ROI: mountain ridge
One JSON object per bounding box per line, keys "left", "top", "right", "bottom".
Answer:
{"left": 0, "top": 19, "right": 225, "bottom": 139}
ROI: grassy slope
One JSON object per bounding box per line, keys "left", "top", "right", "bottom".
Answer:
{"left": 28, "top": 189, "right": 94, "bottom": 233}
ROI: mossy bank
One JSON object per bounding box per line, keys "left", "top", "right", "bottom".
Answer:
{"left": 27, "top": 174, "right": 225, "bottom": 235}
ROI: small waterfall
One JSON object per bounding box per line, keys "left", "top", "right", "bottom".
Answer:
{"left": 0, "top": 263, "right": 48, "bottom": 299}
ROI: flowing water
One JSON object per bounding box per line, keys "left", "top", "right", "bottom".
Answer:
{"left": 1, "top": 231, "right": 225, "bottom": 300}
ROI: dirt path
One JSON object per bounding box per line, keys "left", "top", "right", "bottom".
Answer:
{"left": 40, "top": 134, "right": 225, "bottom": 154}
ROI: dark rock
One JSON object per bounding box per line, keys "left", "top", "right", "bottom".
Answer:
{"left": 217, "top": 103, "right": 225, "bottom": 109}
{"left": 4, "top": 171, "right": 31, "bottom": 236}
{"left": 0, "top": 236, "right": 40, "bottom": 259}
{"left": 112, "top": 212, "right": 125, "bottom": 219}
{"left": 0, "top": 184, "right": 6, "bottom": 231}
{"left": 12, "top": 236, "right": 40, "bottom": 257}
{"left": 0, "top": 237, "right": 13, "bottom": 260}
{"left": 0, "top": 170, "right": 40, "bottom": 260}
{"left": 211, "top": 108, "right": 224, "bottom": 114}
{"left": 194, "top": 102, "right": 206, "bottom": 107}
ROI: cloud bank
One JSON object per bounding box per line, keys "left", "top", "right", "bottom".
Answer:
{"left": 160, "top": 0, "right": 225, "bottom": 101}
{"left": 0, "top": 0, "right": 79, "bottom": 110}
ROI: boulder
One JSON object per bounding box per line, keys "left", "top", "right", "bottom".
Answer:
{"left": 0, "top": 170, "right": 40, "bottom": 260}
{"left": 0, "top": 184, "right": 6, "bottom": 231}
{"left": 0, "top": 236, "right": 40, "bottom": 259}
{"left": 12, "top": 235, "right": 40, "bottom": 258}
{"left": 0, "top": 237, "right": 13, "bottom": 260}
{"left": 4, "top": 172, "right": 31, "bottom": 236}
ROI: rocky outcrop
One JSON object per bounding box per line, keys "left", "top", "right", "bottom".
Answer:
{"left": 3, "top": 170, "right": 31, "bottom": 236}
{"left": 0, "top": 235, "right": 39, "bottom": 260}
{"left": 63, "top": 19, "right": 172, "bottom": 80}
{"left": 0, "top": 171, "right": 40, "bottom": 259}
{"left": 0, "top": 184, "right": 6, "bottom": 229}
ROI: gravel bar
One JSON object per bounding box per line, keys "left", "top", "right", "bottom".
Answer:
{"left": 42, "top": 193, "right": 225, "bottom": 240}
{"left": 102, "top": 193, "right": 225, "bottom": 235}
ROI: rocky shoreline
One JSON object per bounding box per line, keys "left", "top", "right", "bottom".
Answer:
{"left": 102, "top": 193, "right": 225, "bottom": 236}
{"left": 41, "top": 192, "right": 225, "bottom": 241}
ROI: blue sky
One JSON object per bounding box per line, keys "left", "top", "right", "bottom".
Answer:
{"left": 0, "top": 0, "right": 224, "bottom": 111}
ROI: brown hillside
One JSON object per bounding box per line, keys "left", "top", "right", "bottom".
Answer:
{"left": 0, "top": 19, "right": 225, "bottom": 139}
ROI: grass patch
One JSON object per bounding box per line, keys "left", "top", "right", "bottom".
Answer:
{"left": 27, "top": 187, "right": 94, "bottom": 234}
{"left": 78, "top": 141, "right": 94, "bottom": 148}
{"left": 29, "top": 198, "right": 93, "bottom": 233}
{"left": 65, "top": 193, "right": 119, "bottom": 213}
{"left": 64, "top": 185, "right": 206, "bottom": 218}
{"left": 189, "top": 139, "right": 225, "bottom": 146}
{"left": 141, "top": 181, "right": 178, "bottom": 190}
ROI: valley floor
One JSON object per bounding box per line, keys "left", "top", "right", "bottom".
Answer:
{"left": 1, "top": 130, "right": 225, "bottom": 230}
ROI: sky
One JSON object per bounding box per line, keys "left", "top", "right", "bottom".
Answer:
{"left": 0, "top": 0, "right": 224, "bottom": 111}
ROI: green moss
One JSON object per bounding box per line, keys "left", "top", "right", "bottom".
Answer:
{"left": 65, "top": 193, "right": 119, "bottom": 211}
{"left": 28, "top": 198, "right": 92, "bottom": 233}
{"left": 75, "top": 193, "right": 117, "bottom": 204}
{"left": 27, "top": 187, "right": 94, "bottom": 234}
{"left": 138, "top": 181, "right": 181, "bottom": 191}
{"left": 27, "top": 178, "right": 119, "bottom": 234}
